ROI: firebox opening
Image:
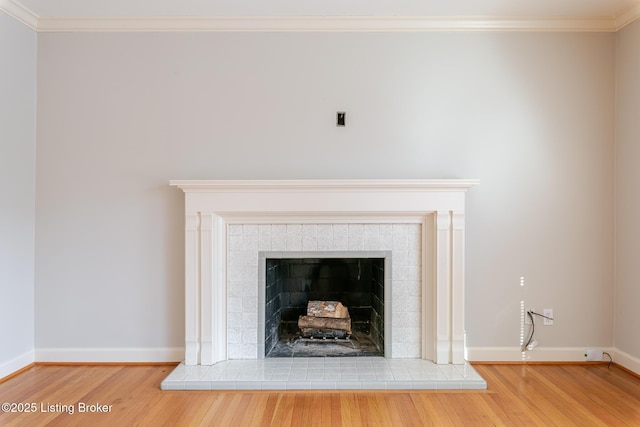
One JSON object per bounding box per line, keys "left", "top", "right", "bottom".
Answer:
{"left": 265, "top": 257, "right": 384, "bottom": 357}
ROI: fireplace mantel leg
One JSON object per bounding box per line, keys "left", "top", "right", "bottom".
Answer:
{"left": 434, "top": 210, "right": 467, "bottom": 364}
{"left": 200, "top": 213, "right": 227, "bottom": 365}
{"left": 184, "top": 214, "right": 200, "bottom": 365}
{"left": 451, "top": 212, "right": 466, "bottom": 364}
{"left": 435, "top": 211, "right": 452, "bottom": 364}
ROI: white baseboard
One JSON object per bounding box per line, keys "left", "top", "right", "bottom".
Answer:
{"left": 467, "top": 346, "right": 640, "bottom": 376}
{"left": 35, "top": 347, "right": 184, "bottom": 363}
{"left": 466, "top": 346, "right": 614, "bottom": 363}
{"left": 611, "top": 348, "right": 640, "bottom": 375}
{"left": 0, "top": 350, "right": 35, "bottom": 380}
{"left": 15, "top": 346, "right": 639, "bottom": 376}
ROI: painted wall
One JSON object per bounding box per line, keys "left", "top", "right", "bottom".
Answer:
{"left": 35, "top": 31, "right": 615, "bottom": 360}
{"left": 0, "top": 12, "right": 36, "bottom": 377}
{"left": 615, "top": 19, "right": 640, "bottom": 363}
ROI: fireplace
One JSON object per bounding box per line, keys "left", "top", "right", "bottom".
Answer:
{"left": 264, "top": 256, "right": 386, "bottom": 358}
{"left": 170, "top": 179, "right": 478, "bottom": 366}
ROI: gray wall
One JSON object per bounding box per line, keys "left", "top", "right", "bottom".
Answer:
{"left": 615, "top": 19, "right": 640, "bottom": 361}
{"left": 34, "top": 31, "right": 615, "bottom": 358}
{"left": 0, "top": 12, "right": 36, "bottom": 376}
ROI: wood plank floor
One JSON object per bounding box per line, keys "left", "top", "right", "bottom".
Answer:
{"left": 0, "top": 363, "right": 638, "bottom": 426}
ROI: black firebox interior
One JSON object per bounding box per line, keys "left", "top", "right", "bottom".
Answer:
{"left": 264, "top": 258, "right": 384, "bottom": 357}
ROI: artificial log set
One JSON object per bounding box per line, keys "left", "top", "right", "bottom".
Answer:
{"left": 298, "top": 301, "right": 352, "bottom": 339}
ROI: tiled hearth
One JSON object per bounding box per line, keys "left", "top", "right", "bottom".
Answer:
{"left": 167, "top": 180, "right": 481, "bottom": 390}
{"left": 161, "top": 358, "right": 486, "bottom": 390}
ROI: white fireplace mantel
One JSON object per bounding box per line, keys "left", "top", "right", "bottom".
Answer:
{"left": 170, "top": 179, "right": 478, "bottom": 365}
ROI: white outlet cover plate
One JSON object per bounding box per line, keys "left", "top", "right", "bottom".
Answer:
{"left": 585, "top": 348, "right": 603, "bottom": 361}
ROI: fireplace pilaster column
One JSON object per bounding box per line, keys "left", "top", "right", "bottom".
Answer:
{"left": 451, "top": 212, "right": 466, "bottom": 364}
{"left": 435, "top": 211, "right": 452, "bottom": 364}
{"left": 184, "top": 213, "right": 199, "bottom": 365}
{"left": 199, "top": 213, "right": 227, "bottom": 365}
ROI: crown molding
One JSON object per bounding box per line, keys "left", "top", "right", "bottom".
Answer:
{"left": 0, "top": 0, "right": 38, "bottom": 30}
{"left": 1, "top": 0, "right": 638, "bottom": 33}
{"left": 32, "top": 15, "right": 620, "bottom": 33}
{"left": 615, "top": 3, "right": 640, "bottom": 30}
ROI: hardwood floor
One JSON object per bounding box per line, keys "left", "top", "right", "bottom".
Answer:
{"left": 0, "top": 363, "right": 638, "bottom": 426}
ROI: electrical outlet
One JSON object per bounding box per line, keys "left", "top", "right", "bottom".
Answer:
{"left": 525, "top": 309, "right": 535, "bottom": 325}
{"left": 585, "top": 348, "right": 603, "bottom": 361}
{"left": 543, "top": 308, "right": 554, "bottom": 325}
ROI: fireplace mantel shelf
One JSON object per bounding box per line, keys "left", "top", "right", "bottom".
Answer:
{"left": 170, "top": 179, "right": 479, "bottom": 192}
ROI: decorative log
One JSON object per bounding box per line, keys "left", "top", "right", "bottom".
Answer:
{"left": 306, "top": 301, "right": 349, "bottom": 319}
{"left": 298, "top": 315, "right": 352, "bottom": 334}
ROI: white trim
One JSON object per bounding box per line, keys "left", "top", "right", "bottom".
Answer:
{"left": 172, "top": 179, "right": 478, "bottom": 216}
{"left": 435, "top": 211, "right": 452, "bottom": 364}
{"left": 451, "top": 212, "right": 466, "bottom": 364}
{"left": 612, "top": 348, "right": 640, "bottom": 376}
{"left": 223, "top": 214, "right": 427, "bottom": 224}
{"left": 16, "top": 15, "right": 623, "bottom": 33}
{"left": 467, "top": 347, "right": 615, "bottom": 363}
{"left": 616, "top": 4, "right": 640, "bottom": 30}
{"left": 1, "top": 1, "right": 637, "bottom": 33}
{"left": 184, "top": 214, "right": 199, "bottom": 365}
{"left": 0, "top": 0, "right": 38, "bottom": 30}
{"left": 170, "top": 179, "right": 479, "bottom": 191}
{"left": 34, "top": 347, "right": 184, "bottom": 363}
{"left": 468, "top": 347, "right": 640, "bottom": 376}
{"left": 0, "top": 350, "right": 34, "bottom": 380}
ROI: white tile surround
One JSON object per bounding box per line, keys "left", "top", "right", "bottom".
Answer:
{"left": 228, "top": 224, "right": 421, "bottom": 360}
{"left": 169, "top": 179, "right": 479, "bottom": 382}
